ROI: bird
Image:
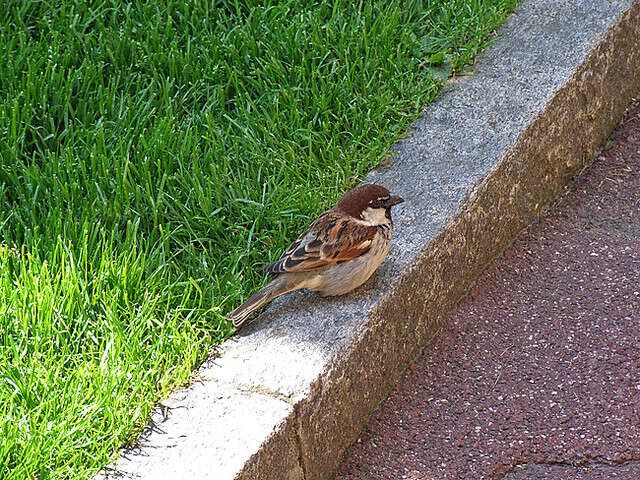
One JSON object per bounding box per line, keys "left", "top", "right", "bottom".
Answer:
{"left": 227, "top": 183, "right": 404, "bottom": 328}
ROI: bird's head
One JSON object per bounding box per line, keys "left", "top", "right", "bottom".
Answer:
{"left": 336, "top": 184, "right": 404, "bottom": 224}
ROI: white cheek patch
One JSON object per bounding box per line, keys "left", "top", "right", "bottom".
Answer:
{"left": 359, "top": 207, "right": 388, "bottom": 225}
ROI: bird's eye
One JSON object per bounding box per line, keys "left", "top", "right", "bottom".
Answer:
{"left": 370, "top": 198, "right": 387, "bottom": 208}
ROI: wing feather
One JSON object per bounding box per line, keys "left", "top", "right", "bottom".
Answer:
{"left": 264, "top": 211, "right": 376, "bottom": 274}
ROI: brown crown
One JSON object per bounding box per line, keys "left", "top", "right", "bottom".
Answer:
{"left": 335, "top": 184, "right": 390, "bottom": 218}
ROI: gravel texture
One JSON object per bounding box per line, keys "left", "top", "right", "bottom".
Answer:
{"left": 335, "top": 101, "right": 640, "bottom": 480}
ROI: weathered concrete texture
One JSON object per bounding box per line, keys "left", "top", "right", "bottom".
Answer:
{"left": 102, "top": 0, "right": 640, "bottom": 479}
{"left": 336, "top": 100, "right": 640, "bottom": 480}
{"left": 99, "top": 381, "right": 299, "bottom": 480}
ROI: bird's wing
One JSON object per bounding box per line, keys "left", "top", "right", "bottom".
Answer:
{"left": 263, "top": 212, "right": 377, "bottom": 274}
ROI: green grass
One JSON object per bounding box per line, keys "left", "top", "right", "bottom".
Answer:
{"left": 0, "top": 0, "right": 518, "bottom": 478}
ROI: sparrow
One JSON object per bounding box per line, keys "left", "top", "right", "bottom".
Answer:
{"left": 227, "top": 183, "right": 404, "bottom": 328}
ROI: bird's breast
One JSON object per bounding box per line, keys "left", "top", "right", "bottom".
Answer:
{"left": 311, "top": 230, "right": 392, "bottom": 297}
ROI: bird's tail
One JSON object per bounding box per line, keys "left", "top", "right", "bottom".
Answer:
{"left": 227, "top": 276, "right": 299, "bottom": 328}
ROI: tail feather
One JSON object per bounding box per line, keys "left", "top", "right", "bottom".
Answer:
{"left": 228, "top": 276, "right": 299, "bottom": 328}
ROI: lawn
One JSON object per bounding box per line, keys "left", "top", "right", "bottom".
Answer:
{"left": 0, "top": 0, "right": 517, "bottom": 478}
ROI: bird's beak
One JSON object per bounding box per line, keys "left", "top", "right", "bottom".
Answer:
{"left": 384, "top": 195, "right": 404, "bottom": 207}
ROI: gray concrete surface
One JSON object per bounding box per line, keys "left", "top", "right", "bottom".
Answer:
{"left": 336, "top": 98, "right": 640, "bottom": 479}
{"left": 101, "top": 0, "right": 640, "bottom": 479}
{"left": 97, "top": 381, "right": 299, "bottom": 480}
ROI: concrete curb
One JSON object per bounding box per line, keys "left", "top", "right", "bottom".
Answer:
{"left": 101, "top": 1, "right": 640, "bottom": 479}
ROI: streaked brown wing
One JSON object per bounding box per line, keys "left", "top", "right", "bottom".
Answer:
{"left": 264, "top": 212, "right": 376, "bottom": 274}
